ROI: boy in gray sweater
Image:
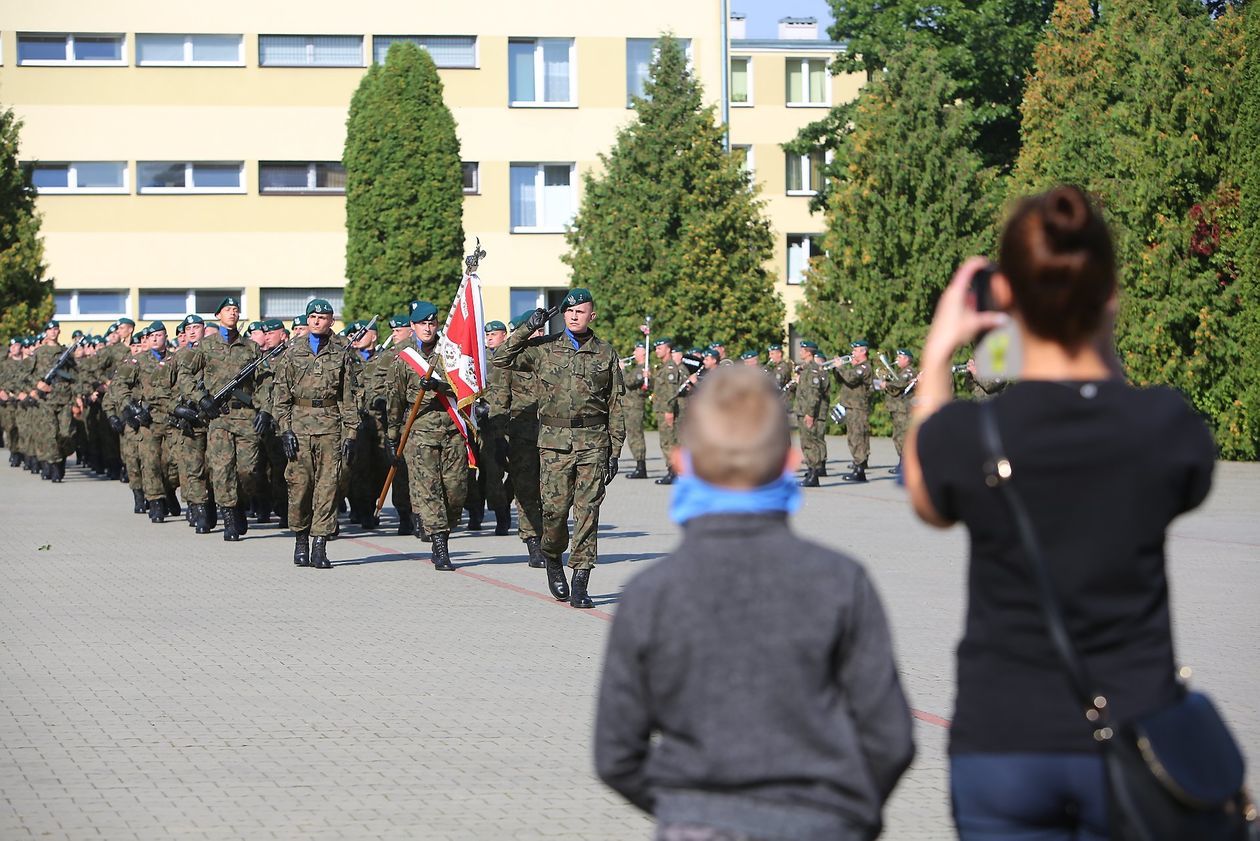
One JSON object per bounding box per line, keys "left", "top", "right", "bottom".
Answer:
{"left": 595, "top": 366, "right": 914, "bottom": 841}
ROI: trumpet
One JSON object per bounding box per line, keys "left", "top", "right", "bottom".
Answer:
{"left": 818, "top": 355, "right": 853, "bottom": 370}
{"left": 951, "top": 363, "right": 968, "bottom": 374}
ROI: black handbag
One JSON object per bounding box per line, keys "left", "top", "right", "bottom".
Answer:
{"left": 978, "top": 402, "right": 1258, "bottom": 841}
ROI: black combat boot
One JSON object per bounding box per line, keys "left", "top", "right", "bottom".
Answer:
{"left": 889, "top": 460, "right": 901, "bottom": 476}
{"left": 569, "top": 568, "right": 594, "bottom": 609}
{"left": 841, "top": 460, "right": 868, "bottom": 483}
{"left": 202, "top": 502, "right": 218, "bottom": 532}
{"left": 255, "top": 496, "right": 271, "bottom": 524}
{"left": 798, "top": 468, "right": 819, "bottom": 487}
{"left": 817, "top": 464, "right": 828, "bottom": 477}
{"left": 234, "top": 505, "right": 249, "bottom": 535}
{"left": 148, "top": 497, "right": 167, "bottom": 523}
{"left": 525, "top": 536, "right": 547, "bottom": 568}
{"left": 466, "top": 507, "right": 483, "bottom": 531}
{"left": 132, "top": 488, "right": 147, "bottom": 514}
{"left": 8, "top": 452, "right": 19, "bottom": 468}
{"left": 27, "top": 455, "right": 38, "bottom": 472}
{"left": 359, "top": 510, "right": 379, "bottom": 530}
{"left": 654, "top": 470, "right": 675, "bottom": 486}
{"left": 52, "top": 459, "right": 66, "bottom": 482}
{"left": 414, "top": 514, "right": 431, "bottom": 543}
{"left": 310, "top": 535, "right": 331, "bottom": 569}
{"left": 494, "top": 507, "right": 511, "bottom": 536}
{"left": 627, "top": 459, "right": 648, "bottom": 479}
{"left": 431, "top": 532, "right": 454, "bottom": 571}
{"left": 293, "top": 531, "right": 311, "bottom": 567}
{"left": 165, "top": 489, "right": 181, "bottom": 517}
{"left": 545, "top": 554, "right": 570, "bottom": 602}
{"left": 222, "top": 506, "right": 241, "bottom": 542}
{"left": 193, "top": 504, "right": 212, "bottom": 535}
{"left": 40, "top": 461, "right": 51, "bottom": 480}
{"left": 397, "top": 509, "right": 414, "bottom": 536}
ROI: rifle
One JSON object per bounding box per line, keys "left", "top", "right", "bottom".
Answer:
{"left": 41, "top": 338, "right": 86, "bottom": 384}
{"left": 206, "top": 342, "right": 286, "bottom": 413}
{"left": 344, "top": 315, "right": 379, "bottom": 353}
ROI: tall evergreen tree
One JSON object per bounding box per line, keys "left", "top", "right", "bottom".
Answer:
{"left": 0, "top": 106, "right": 53, "bottom": 340}
{"left": 797, "top": 41, "right": 997, "bottom": 356}
{"left": 564, "top": 37, "right": 781, "bottom": 351}
{"left": 343, "top": 43, "right": 464, "bottom": 319}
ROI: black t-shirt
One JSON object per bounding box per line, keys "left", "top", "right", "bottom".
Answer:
{"left": 917, "top": 381, "right": 1215, "bottom": 754}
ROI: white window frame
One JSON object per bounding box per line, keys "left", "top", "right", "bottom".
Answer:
{"left": 785, "top": 148, "right": 829, "bottom": 196}
{"left": 54, "top": 289, "right": 131, "bottom": 320}
{"left": 729, "top": 56, "right": 753, "bottom": 107}
{"left": 731, "top": 145, "right": 754, "bottom": 179}
{"left": 258, "top": 35, "right": 366, "bottom": 68}
{"left": 140, "top": 289, "right": 245, "bottom": 320}
{"left": 135, "top": 34, "right": 244, "bottom": 67}
{"left": 372, "top": 35, "right": 478, "bottom": 68}
{"left": 786, "top": 234, "right": 824, "bottom": 285}
{"left": 26, "top": 161, "right": 129, "bottom": 195}
{"left": 137, "top": 161, "right": 246, "bottom": 195}
{"left": 462, "top": 162, "right": 480, "bottom": 195}
{"left": 16, "top": 32, "right": 128, "bottom": 66}
{"left": 509, "top": 162, "right": 576, "bottom": 234}
{"left": 259, "top": 288, "right": 345, "bottom": 320}
{"left": 258, "top": 161, "right": 346, "bottom": 195}
{"left": 625, "top": 37, "right": 694, "bottom": 107}
{"left": 786, "top": 56, "right": 830, "bottom": 107}
{"left": 508, "top": 38, "right": 576, "bottom": 108}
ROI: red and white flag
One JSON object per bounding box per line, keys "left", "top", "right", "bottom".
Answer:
{"left": 397, "top": 346, "right": 477, "bottom": 467}
{"left": 436, "top": 270, "right": 487, "bottom": 412}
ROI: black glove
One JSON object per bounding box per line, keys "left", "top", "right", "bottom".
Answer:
{"left": 524, "top": 307, "right": 550, "bottom": 333}
{"left": 341, "top": 437, "right": 356, "bottom": 463}
{"left": 473, "top": 401, "right": 489, "bottom": 422}
{"left": 253, "top": 411, "right": 275, "bottom": 436}
{"left": 134, "top": 403, "right": 153, "bottom": 428}
{"left": 198, "top": 395, "right": 220, "bottom": 420}
{"left": 370, "top": 396, "right": 387, "bottom": 413}
{"left": 385, "top": 438, "right": 403, "bottom": 467}
{"left": 605, "top": 456, "right": 619, "bottom": 485}
{"left": 107, "top": 415, "right": 125, "bottom": 433}
{"left": 281, "top": 430, "right": 299, "bottom": 460}
{"left": 417, "top": 375, "right": 439, "bottom": 391}
{"left": 494, "top": 438, "right": 510, "bottom": 470}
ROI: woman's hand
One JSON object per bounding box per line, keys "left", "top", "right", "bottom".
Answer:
{"left": 922, "top": 257, "right": 1009, "bottom": 365}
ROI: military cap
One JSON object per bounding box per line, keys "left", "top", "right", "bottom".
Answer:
{"left": 387, "top": 314, "right": 409, "bottom": 329}
{"left": 216, "top": 296, "right": 241, "bottom": 313}
{"left": 9, "top": 336, "right": 20, "bottom": 344}
{"left": 409, "top": 300, "right": 438, "bottom": 323}
{"left": 799, "top": 340, "right": 819, "bottom": 351}
{"left": 71, "top": 329, "right": 85, "bottom": 339}
{"left": 174, "top": 321, "right": 186, "bottom": 335}
{"left": 634, "top": 341, "right": 645, "bottom": 349}
{"left": 652, "top": 336, "right": 673, "bottom": 348}
{"left": 180, "top": 314, "right": 205, "bottom": 328}
{"left": 702, "top": 348, "right": 719, "bottom": 359}
{"left": 116, "top": 317, "right": 136, "bottom": 327}
{"left": 305, "top": 299, "right": 334, "bottom": 316}
{"left": 146, "top": 321, "right": 167, "bottom": 333}
{"left": 45, "top": 320, "right": 60, "bottom": 330}
{"left": 509, "top": 310, "right": 534, "bottom": 331}
{"left": 135, "top": 326, "right": 150, "bottom": 339}
{"left": 291, "top": 314, "right": 308, "bottom": 328}
{"left": 129, "top": 333, "right": 143, "bottom": 344}
{"left": 104, "top": 323, "right": 118, "bottom": 337}
{"left": 484, "top": 320, "right": 507, "bottom": 333}
{"left": 768, "top": 343, "right": 783, "bottom": 351}
{"left": 896, "top": 348, "right": 914, "bottom": 360}
{"left": 688, "top": 347, "right": 703, "bottom": 355}
{"left": 850, "top": 339, "right": 870, "bottom": 349}
{"left": 708, "top": 341, "right": 725, "bottom": 349}
{"left": 740, "top": 349, "right": 758, "bottom": 360}
{"left": 246, "top": 321, "right": 265, "bottom": 333}
{"left": 560, "top": 288, "right": 593, "bottom": 311}
{"left": 262, "top": 319, "right": 285, "bottom": 333}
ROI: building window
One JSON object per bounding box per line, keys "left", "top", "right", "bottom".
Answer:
{"left": 786, "top": 149, "right": 826, "bottom": 194}
{"left": 136, "top": 34, "right": 243, "bottom": 65}
{"left": 138, "top": 162, "right": 244, "bottom": 194}
{"left": 510, "top": 164, "right": 575, "bottom": 233}
{"left": 509, "top": 38, "right": 574, "bottom": 106}
{"left": 787, "top": 235, "right": 823, "bottom": 285}
{"left": 259, "top": 162, "right": 346, "bottom": 194}
{"left": 786, "top": 58, "right": 827, "bottom": 105}
{"left": 140, "top": 289, "right": 244, "bottom": 319}
{"left": 17, "top": 33, "right": 126, "bottom": 65}
{"left": 462, "top": 162, "right": 479, "bottom": 195}
{"left": 53, "top": 290, "right": 129, "bottom": 319}
{"left": 730, "top": 57, "right": 751, "bottom": 105}
{"left": 258, "top": 35, "right": 364, "bottom": 67}
{"left": 25, "top": 161, "right": 127, "bottom": 194}
{"left": 373, "top": 35, "right": 476, "bottom": 68}
{"left": 260, "top": 288, "right": 345, "bottom": 319}
{"left": 731, "top": 145, "right": 754, "bottom": 178}
{"left": 626, "top": 37, "right": 693, "bottom": 105}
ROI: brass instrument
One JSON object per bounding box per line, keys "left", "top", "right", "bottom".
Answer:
{"left": 952, "top": 363, "right": 968, "bottom": 374}
{"left": 818, "top": 354, "right": 853, "bottom": 371}
{"left": 878, "top": 353, "right": 897, "bottom": 378}
{"left": 619, "top": 355, "right": 636, "bottom": 365}
{"left": 903, "top": 364, "right": 967, "bottom": 397}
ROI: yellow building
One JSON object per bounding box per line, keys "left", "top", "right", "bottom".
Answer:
{"left": 0, "top": 3, "right": 859, "bottom": 339}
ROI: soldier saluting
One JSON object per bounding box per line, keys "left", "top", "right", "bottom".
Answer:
{"left": 493, "top": 289, "right": 625, "bottom": 609}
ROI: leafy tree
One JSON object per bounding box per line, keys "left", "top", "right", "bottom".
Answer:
{"left": 343, "top": 43, "right": 464, "bottom": 319}
{"left": 797, "top": 41, "right": 997, "bottom": 358}
{"left": 0, "top": 106, "right": 53, "bottom": 340}
{"left": 564, "top": 36, "right": 782, "bottom": 352}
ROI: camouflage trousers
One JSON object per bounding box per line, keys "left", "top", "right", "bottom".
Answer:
{"left": 622, "top": 398, "right": 646, "bottom": 461}
{"left": 285, "top": 432, "right": 343, "bottom": 537}
{"left": 122, "top": 426, "right": 143, "bottom": 489}
{"left": 137, "top": 424, "right": 179, "bottom": 501}
{"left": 508, "top": 430, "right": 541, "bottom": 541}
{"left": 260, "top": 433, "right": 288, "bottom": 514}
{"left": 207, "top": 419, "right": 260, "bottom": 507}
{"left": 540, "top": 445, "right": 608, "bottom": 570}
{"left": 171, "top": 428, "right": 209, "bottom": 504}
{"left": 34, "top": 401, "right": 73, "bottom": 462}
{"left": 479, "top": 432, "right": 511, "bottom": 513}
{"left": 658, "top": 413, "right": 676, "bottom": 465}
{"left": 797, "top": 415, "right": 827, "bottom": 472}
{"left": 846, "top": 406, "right": 871, "bottom": 464}
{"left": 1, "top": 406, "right": 18, "bottom": 454}
{"left": 405, "top": 428, "right": 467, "bottom": 535}
{"left": 890, "top": 404, "right": 910, "bottom": 457}
{"left": 350, "top": 418, "right": 385, "bottom": 519}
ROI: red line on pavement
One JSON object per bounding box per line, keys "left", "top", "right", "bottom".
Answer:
{"left": 342, "top": 534, "right": 949, "bottom": 728}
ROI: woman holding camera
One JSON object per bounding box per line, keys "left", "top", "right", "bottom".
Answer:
{"left": 903, "top": 185, "right": 1217, "bottom": 839}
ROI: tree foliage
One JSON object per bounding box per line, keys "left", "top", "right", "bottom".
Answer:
{"left": 0, "top": 106, "right": 53, "bottom": 340}
{"left": 797, "top": 42, "right": 997, "bottom": 357}
{"left": 564, "top": 36, "right": 782, "bottom": 352}
{"left": 343, "top": 43, "right": 464, "bottom": 319}
{"left": 1230, "top": 1, "right": 1260, "bottom": 456}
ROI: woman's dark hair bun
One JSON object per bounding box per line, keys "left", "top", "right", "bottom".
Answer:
{"left": 1041, "top": 185, "right": 1091, "bottom": 247}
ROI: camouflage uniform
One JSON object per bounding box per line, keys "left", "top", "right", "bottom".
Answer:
{"left": 172, "top": 343, "right": 211, "bottom": 507}
{"left": 196, "top": 330, "right": 262, "bottom": 509}
{"left": 0, "top": 351, "right": 22, "bottom": 459}
{"left": 131, "top": 348, "right": 182, "bottom": 504}
{"left": 344, "top": 347, "right": 378, "bottom": 525}
{"left": 366, "top": 336, "right": 414, "bottom": 524}
{"left": 652, "top": 357, "right": 682, "bottom": 465}
{"left": 386, "top": 342, "right": 467, "bottom": 535}
{"left": 793, "top": 359, "right": 829, "bottom": 472}
{"left": 834, "top": 359, "right": 874, "bottom": 465}
{"left": 252, "top": 347, "right": 289, "bottom": 523}
{"left": 480, "top": 347, "right": 512, "bottom": 518}
{"left": 492, "top": 324, "right": 626, "bottom": 570}
{"left": 105, "top": 351, "right": 145, "bottom": 496}
{"left": 621, "top": 360, "right": 647, "bottom": 462}
{"left": 29, "top": 343, "right": 76, "bottom": 468}
{"left": 503, "top": 364, "right": 541, "bottom": 542}
{"left": 882, "top": 364, "right": 916, "bottom": 457}
{"left": 95, "top": 340, "right": 132, "bottom": 477}
{"left": 272, "top": 333, "right": 359, "bottom": 538}
{"left": 965, "top": 370, "right": 1008, "bottom": 401}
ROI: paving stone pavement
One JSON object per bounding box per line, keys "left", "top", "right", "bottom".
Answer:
{"left": 2, "top": 436, "right": 1257, "bottom": 841}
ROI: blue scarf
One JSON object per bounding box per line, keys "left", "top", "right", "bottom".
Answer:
{"left": 669, "top": 452, "right": 802, "bottom": 525}
{"left": 308, "top": 333, "right": 326, "bottom": 356}
{"left": 565, "top": 328, "right": 589, "bottom": 350}
{"left": 150, "top": 349, "right": 163, "bottom": 361}
{"left": 219, "top": 326, "right": 231, "bottom": 341}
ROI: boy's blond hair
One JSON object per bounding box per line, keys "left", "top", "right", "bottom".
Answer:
{"left": 679, "top": 366, "right": 790, "bottom": 488}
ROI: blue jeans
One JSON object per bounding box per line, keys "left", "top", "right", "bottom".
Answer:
{"left": 951, "top": 753, "right": 1109, "bottom": 841}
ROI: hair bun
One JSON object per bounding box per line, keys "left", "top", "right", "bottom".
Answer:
{"left": 1042, "top": 185, "right": 1091, "bottom": 248}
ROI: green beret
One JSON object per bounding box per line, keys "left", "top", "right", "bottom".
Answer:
{"left": 409, "top": 301, "right": 438, "bottom": 323}
{"left": 104, "top": 324, "right": 118, "bottom": 337}
{"left": 896, "top": 348, "right": 914, "bottom": 360}
{"left": 147, "top": 321, "right": 167, "bottom": 333}
{"left": 652, "top": 336, "right": 673, "bottom": 348}
{"left": 634, "top": 341, "right": 645, "bottom": 349}
{"left": 740, "top": 349, "right": 758, "bottom": 360}
{"left": 181, "top": 314, "right": 205, "bottom": 328}
{"left": 247, "top": 321, "right": 264, "bottom": 333}
{"left": 8, "top": 336, "right": 19, "bottom": 344}
{"left": 387, "top": 314, "right": 409, "bottom": 329}
{"left": 45, "top": 320, "right": 60, "bottom": 330}
{"left": 116, "top": 318, "right": 135, "bottom": 327}
{"left": 708, "top": 341, "right": 725, "bottom": 349}
{"left": 263, "top": 319, "right": 285, "bottom": 333}
{"left": 216, "top": 296, "right": 241, "bottom": 313}
{"left": 174, "top": 322, "right": 186, "bottom": 335}
{"left": 688, "top": 347, "right": 703, "bottom": 355}
{"left": 71, "top": 329, "right": 85, "bottom": 339}
{"left": 510, "top": 310, "right": 536, "bottom": 330}
{"left": 484, "top": 320, "right": 507, "bottom": 333}
{"left": 291, "top": 314, "right": 308, "bottom": 328}
{"left": 305, "top": 299, "right": 334, "bottom": 316}
{"left": 129, "top": 333, "right": 142, "bottom": 344}
{"left": 702, "top": 348, "right": 720, "bottom": 359}
{"left": 850, "top": 339, "right": 870, "bottom": 349}
{"left": 768, "top": 343, "right": 783, "bottom": 351}
{"left": 799, "top": 340, "right": 819, "bottom": 351}
{"left": 561, "top": 288, "right": 593, "bottom": 311}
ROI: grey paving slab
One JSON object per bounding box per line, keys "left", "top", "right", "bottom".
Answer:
{"left": 1, "top": 435, "right": 1257, "bottom": 841}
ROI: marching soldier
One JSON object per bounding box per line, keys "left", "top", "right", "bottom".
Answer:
{"left": 651, "top": 337, "right": 679, "bottom": 485}
{"left": 793, "top": 340, "right": 828, "bottom": 487}
{"left": 498, "top": 310, "right": 547, "bottom": 566}
{"left": 833, "top": 339, "right": 874, "bottom": 483}
{"left": 273, "top": 299, "right": 360, "bottom": 569}
{"left": 881, "top": 349, "right": 916, "bottom": 475}
{"left": 171, "top": 316, "right": 214, "bottom": 532}
{"left": 480, "top": 320, "right": 513, "bottom": 533}
{"left": 130, "top": 323, "right": 182, "bottom": 521}
{"left": 252, "top": 319, "right": 289, "bottom": 527}
{"left": 621, "top": 342, "right": 648, "bottom": 479}
{"left": 97, "top": 318, "right": 134, "bottom": 482}
{"left": 342, "top": 319, "right": 377, "bottom": 529}
{"left": 29, "top": 320, "right": 76, "bottom": 482}
{"left": 493, "top": 289, "right": 626, "bottom": 609}
{"left": 365, "top": 314, "right": 416, "bottom": 535}
{"left": 2, "top": 338, "right": 24, "bottom": 466}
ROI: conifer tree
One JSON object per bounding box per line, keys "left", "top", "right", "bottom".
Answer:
{"left": 0, "top": 106, "right": 53, "bottom": 339}
{"left": 344, "top": 43, "right": 464, "bottom": 319}
{"left": 564, "top": 36, "right": 782, "bottom": 351}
